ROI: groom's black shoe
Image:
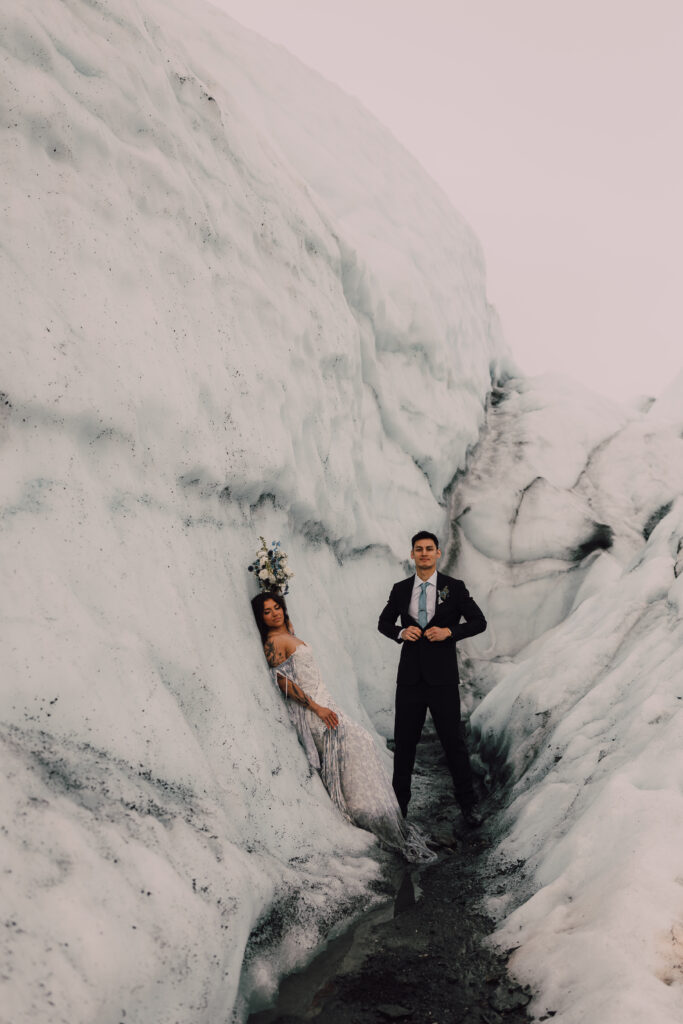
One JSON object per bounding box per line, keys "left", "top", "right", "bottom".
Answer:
{"left": 461, "top": 805, "right": 485, "bottom": 829}
{"left": 399, "top": 805, "right": 408, "bottom": 819}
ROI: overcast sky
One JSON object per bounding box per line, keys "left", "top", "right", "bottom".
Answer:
{"left": 212, "top": 0, "right": 681, "bottom": 401}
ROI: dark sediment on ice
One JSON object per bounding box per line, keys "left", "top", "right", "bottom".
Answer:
{"left": 249, "top": 725, "right": 536, "bottom": 1024}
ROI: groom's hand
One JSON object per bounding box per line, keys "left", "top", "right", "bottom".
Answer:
{"left": 425, "top": 626, "right": 452, "bottom": 642}
{"left": 401, "top": 625, "right": 423, "bottom": 642}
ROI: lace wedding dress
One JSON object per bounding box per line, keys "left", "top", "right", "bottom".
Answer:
{"left": 271, "top": 644, "right": 436, "bottom": 864}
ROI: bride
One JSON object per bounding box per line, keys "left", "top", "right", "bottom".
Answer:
{"left": 251, "top": 591, "right": 435, "bottom": 864}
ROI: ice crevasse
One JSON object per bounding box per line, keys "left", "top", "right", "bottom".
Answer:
{"left": 3, "top": 1, "right": 683, "bottom": 1023}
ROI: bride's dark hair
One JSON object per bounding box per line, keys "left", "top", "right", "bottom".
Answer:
{"left": 251, "top": 591, "right": 291, "bottom": 644}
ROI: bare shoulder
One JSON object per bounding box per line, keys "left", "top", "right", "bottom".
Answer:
{"left": 264, "top": 635, "right": 296, "bottom": 667}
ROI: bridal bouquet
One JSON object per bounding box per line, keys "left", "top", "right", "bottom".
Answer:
{"left": 248, "top": 537, "right": 294, "bottom": 594}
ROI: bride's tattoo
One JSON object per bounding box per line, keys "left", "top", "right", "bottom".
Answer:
{"left": 264, "top": 639, "right": 276, "bottom": 666}
{"left": 264, "top": 639, "right": 286, "bottom": 667}
{"left": 276, "top": 671, "right": 311, "bottom": 708}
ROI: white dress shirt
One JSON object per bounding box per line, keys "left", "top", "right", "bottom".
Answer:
{"left": 408, "top": 570, "right": 438, "bottom": 622}
{"left": 399, "top": 571, "right": 438, "bottom": 638}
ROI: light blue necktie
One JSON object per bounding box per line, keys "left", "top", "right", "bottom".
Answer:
{"left": 418, "top": 581, "right": 428, "bottom": 629}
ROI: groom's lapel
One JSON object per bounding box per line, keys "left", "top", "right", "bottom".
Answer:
{"left": 401, "top": 575, "right": 415, "bottom": 618}
{"left": 429, "top": 572, "right": 446, "bottom": 624}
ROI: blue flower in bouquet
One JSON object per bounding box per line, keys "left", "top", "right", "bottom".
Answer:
{"left": 247, "top": 537, "right": 294, "bottom": 594}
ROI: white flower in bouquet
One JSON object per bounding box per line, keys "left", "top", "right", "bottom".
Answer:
{"left": 248, "top": 537, "right": 294, "bottom": 594}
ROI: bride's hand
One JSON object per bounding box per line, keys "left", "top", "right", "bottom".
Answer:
{"left": 316, "top": 705, "right": 339, "bottom": 730}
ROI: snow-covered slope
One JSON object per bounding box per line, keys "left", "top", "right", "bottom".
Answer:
{"left": 450, "top": 373, "right": 683, "bottom": 1024}
{"left": 1, "top": 1, "right": 510, "bottom": 1021}
{"left": 6, "top": 2, "right": 682, "bottom": 1022}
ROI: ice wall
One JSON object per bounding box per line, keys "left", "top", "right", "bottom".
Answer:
{"left": 1, "top": 1, "right": 511, "bottom": 1021}
{"left": 450, "top": 373, "right": 683, "bottom": 1024}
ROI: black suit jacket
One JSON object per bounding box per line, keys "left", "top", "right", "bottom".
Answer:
{"left": 378, "top": 572, "right": 486, "bottom": 687}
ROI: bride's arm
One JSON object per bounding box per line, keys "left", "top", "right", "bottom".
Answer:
{"left": 275, "top": 670, "right": 309, "bottom": 706}
{"left": 274, "top": 672, "right": 339, "bottom": 730}
{"left": 264, "top": 639, "right": 339, "bottom": 730}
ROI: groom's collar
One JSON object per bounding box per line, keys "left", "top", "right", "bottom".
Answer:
{"left": 412, "top": 569, "right": 438, "bottom": 587}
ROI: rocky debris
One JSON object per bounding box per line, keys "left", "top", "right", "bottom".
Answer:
{"left": 251, "top": 725, "right": 541, "bottom": 1024}
{"left": 489, "top": 984, "right": 532, "bottom": 1013}
{"left": 377, "top": 1006, "right": 412, "bottom": 1020}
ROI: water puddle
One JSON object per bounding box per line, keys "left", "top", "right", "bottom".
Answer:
{"left": 247, "top": 867, "right": 423, "bottom": 1023}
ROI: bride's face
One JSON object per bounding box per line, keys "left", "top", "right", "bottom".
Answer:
{"left": 262, "top": 598, "right": 285, "bottom": 630}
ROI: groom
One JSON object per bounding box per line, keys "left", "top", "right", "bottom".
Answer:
{"left": 378, "top": 531, "right": 487, "bottom": 827}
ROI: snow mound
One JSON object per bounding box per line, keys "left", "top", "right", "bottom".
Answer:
{"left": 453, "top": 374, "right": 683, "bottom": 1024}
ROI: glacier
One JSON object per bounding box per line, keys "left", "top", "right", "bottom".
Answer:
{"left": 2, "top": 0, "right": 508, "bottom": 1020}
{"left": 454, "top": 373, "right": 683, "bottom": 1023}
{"left": 3, "top": 1, "right": 683, "bottom": 1023}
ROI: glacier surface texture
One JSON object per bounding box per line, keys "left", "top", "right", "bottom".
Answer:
{"left": 3, "top": 1, "right": 683, "bottom": 1023}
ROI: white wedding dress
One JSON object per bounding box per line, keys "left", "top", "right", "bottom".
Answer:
{"left": 271, "top": 644, "right": 436, "bottom": 864}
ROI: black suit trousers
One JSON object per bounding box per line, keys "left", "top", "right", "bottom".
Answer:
{"left": 392, "top": 682, "right": 476, "bottom": 812}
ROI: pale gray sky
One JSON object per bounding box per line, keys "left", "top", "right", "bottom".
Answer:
{"left": 212, "top": 0, "right": 682, "bottom": 401}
